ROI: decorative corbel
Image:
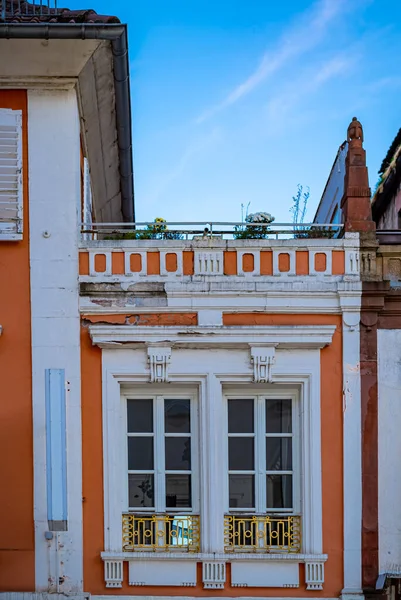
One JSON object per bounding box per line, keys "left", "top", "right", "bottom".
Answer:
{"left": 249, "top": 345, "right": 276, "bottom": 383}
{"left": 305, "top": 560, "right": 325, "bottom": 591}
{"left": 104, "top": 559, "right": 123, "bottom": 588}
{"left": 147, "top": 345, "right": 172, "bottom": 383}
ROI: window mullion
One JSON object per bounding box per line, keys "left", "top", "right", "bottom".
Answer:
{"left": 256, "top": 396, "right": 266, "bottom": 514}
{"left": 154, "top": 395, "right": 165, "bottom": 513}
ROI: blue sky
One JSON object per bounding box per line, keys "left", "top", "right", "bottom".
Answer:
{"left": 75, "top": 0, "right": 401, "bottom": 223}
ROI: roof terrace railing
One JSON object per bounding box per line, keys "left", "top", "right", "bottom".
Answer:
{"left": 81, "top": 221, "right": 343, "bottom": 242}
{"left": 1, "top": 0, "right": 59, "bottom": 20}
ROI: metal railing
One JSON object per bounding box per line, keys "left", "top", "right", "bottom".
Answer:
{"left": 81, "top": 221, "right": 343, "bottom": 242}
{"left": 224, "top": 514, "right": 301, "bottom": 553}
{"left": 1, "top": 0, "right": 60, "bottom": 20}
{"left": 122, "top": 513, "right": 200, "bottom": 552}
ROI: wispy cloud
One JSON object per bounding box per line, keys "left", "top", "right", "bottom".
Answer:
{"left": 365, "top": 75, "right": 401, "bottom": 93}
{"left": 196, "top": 0, "right": 361, "bottom": 124}
{"left": 265, "top": 54, "right": 356, "bottom": 131}
{"left": 148, "top": 128, "right": 223, "bottom": 204}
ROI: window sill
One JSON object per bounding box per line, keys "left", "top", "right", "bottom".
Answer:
{"left": 101, "top": 552, "right": 327, "bottom": 590}
{"left": 0, "top": 232, "right": 23, "bottom": 241}
{"left": 102, "top": 550, "right": 327, "bottom": 561}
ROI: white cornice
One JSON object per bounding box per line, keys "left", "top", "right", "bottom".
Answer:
{"left": 89, "top": 324, "right": 336, "bottom": 350}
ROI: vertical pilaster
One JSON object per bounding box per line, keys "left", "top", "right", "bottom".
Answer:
{"left": 339, "top": 290, "right": 363, "bottom": 600}
{"left": 28, "top": 88, "right": 82, "bottom": 593}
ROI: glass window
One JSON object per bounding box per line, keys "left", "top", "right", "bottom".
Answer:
{"left": 127, "top": 395, "right": 196, "bottom": 512}
{"left": 227, "top": 395, "right": 295, "bottom": 513}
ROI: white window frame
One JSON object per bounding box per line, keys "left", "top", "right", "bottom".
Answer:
{"left": 224, "top": 388, "right": 301, "bottom": 516}
{"left": 122, "top": 387, "right": 200, "bottom": 515}
{"left": 0, "top": 108, "right": 23, "bottom": 240}
{"left": 98, "top": 330, "right": 333, "bottom": 563}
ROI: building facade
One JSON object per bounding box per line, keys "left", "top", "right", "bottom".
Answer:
{"left": 1, "top": 3, "right": 398, "bottom": 600}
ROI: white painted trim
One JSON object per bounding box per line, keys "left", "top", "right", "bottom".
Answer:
{"left": 101, "top": 344, "right": 326, "bottom": 566}
{"left": 231, "top": 560, "right": 299, "bottom": 587}
{"left": 28, "top": 89, "right": 83, "bottom": 593}
{"left": 273, "top": 249, "right": 296, "bottom": 276}
{"left": 160, "top": 250, "right": 183, "bottom": 276}
{"left": 0, "top": 232, "right": 23, "bottom": 241}
{"left": 101, "top": 551, "right": 328, "bottom": 561}
{"left": 309, "top": 250, "right": 332, "bottom": 276}
{"left": 90, "top": 324, "right": 336, "bottom": 350}
{"left": 79, "top": 282, "right": 362, "bottom": 316}
{"left": 89, "top": 249, "right": 112, "bottom": 277}
{"left": 202, "top": 560, "right": 226, "bottom": 589}
{"left": 237, "top": 250, "right": 260, "bottom": 276}
{"left": 338, "top": 291, "right": 362, "bottom": 596}
{"left": 147, "top": 346, "right": 172, "bottom": 383}
{"left": 194, "top": 250, "right": 224, "bottom": 275}
{"left": 124, "top": 250, "right": 147, "bottom": 277}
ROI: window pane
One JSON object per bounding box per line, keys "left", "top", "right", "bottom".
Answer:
{"left": 165, "top": 399, "right": 190, "bottom": 433}
{"left": 127, "top": 399, "right": 153, "bottom": 433}
{"left": 128, "top": 437, "right": 154, "bottom": 470}
{"left": 229, "top": 474, "right": 254, "bottom": 508}
{"left": 266, "top": 399, "right": 292, "bottom": 434}
{"left": 165, "top": 437, "right": 191, "bottom": 470}
{"left": 229, "top": 437, "right": 254, "bottom": 470}
{"left": 266, "top": 438, "right": 292, "bottom": 470}
{"left": 266, "top": 474, "right": 293, "bottom": 509}
{"left": 228, "top": 399, "right": 254, "bottom": 433}
{"left": 166, "top": 474, "right": 191, "bottom": 508}
{"left": 129, "top": 474, "right": 154, "bottom": 508}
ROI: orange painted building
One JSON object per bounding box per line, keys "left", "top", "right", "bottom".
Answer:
{"left": 0, "top": 3, "right": 373, "bottom": 600}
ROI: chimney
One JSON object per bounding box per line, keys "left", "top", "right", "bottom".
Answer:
{"left": 341, "top": 117, "right": 375, "bottom": 233}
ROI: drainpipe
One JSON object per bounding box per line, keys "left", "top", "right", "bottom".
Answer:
{"left": 0, "top": 23, "right": 135, "bottom": 221}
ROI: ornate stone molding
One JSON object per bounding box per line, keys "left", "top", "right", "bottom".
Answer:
{"left": 305, "top": 560, "right": 325, "bottom": 590}
{"left": 147, "top": 345, "right": 171, "bottom": 383}
{"left": 90, "top": 325, "right": 337, "bottom": 350}
{"left": 202, "top": 560, "right": 226, "bottom": 589}
{"left": 250, "top": 345, "right": 276, "bottom": 383}
{"left": 104, "top": 558, "right": 123, "bottom": 588}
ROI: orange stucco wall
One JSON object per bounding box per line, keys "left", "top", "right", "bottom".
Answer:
{"left": 81, "top": 312, "right": 343, "bottom": 597}
{"left": 0, "top": 90, "right": 35, "bottom": 591}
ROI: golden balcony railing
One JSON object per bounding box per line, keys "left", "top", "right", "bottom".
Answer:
{"left": 224, "top": 514, "right": 301, "bottom": 553}
{"left": 122, "top": 514, "right": 200, "bottom": 552}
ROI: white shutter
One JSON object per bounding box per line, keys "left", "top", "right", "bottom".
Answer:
{"left": 0, "top": 108, "right": 23, "bottom": 238}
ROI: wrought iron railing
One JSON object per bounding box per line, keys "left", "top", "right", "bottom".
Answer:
{"left": 81, "top": 221, "right": 343, "bottom": 242}
{"left": 224, "top": 514, "right": 301, "bottom": 553}
{"left": 1, "top": 0, "right": 60, "bottom": 20}
{"left": 122, "top": 513, "right": 200, "bottom": 552}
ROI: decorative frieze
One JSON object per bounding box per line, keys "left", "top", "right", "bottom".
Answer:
{"left": 194, "top": 251, "right": 224, "bottom": 275}
{"left": 147, "top": 346, "right": 171, "bottom": 383}
{"left": 250, "top": 345, "right": 276, "bottom": 383}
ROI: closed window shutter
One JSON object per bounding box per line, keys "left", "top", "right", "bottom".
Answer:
{"left": 0, "top": 108, "right": 23, "bottom": 235}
